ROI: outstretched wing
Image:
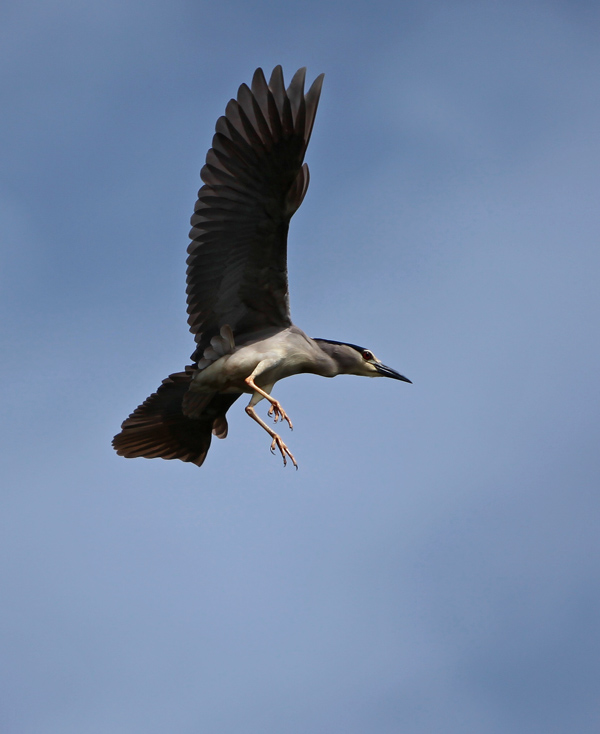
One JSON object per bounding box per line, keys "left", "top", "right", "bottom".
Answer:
{"left": 186, "top": 66, "right": 324, "bottom": 363}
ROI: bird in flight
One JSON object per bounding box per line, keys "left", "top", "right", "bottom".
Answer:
{"left": 113, "top": 66, "right": 411, "bottom": 469}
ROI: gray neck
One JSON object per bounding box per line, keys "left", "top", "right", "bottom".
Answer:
{"left": 311, "top": 339, "right": 360, "bottom": 377}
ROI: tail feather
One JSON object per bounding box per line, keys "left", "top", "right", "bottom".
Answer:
{"left": 113, "top": 367, "right": 240, "bottom": 467}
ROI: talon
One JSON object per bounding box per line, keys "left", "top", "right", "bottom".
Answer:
{"left": 269, "top": 433, "right": 298, "bottom": 469}
{"left": 245, "top": 402, "right": 298, "bottom": 470}
{"left": 267, "top": 400, "right": 293, "bottom": 430}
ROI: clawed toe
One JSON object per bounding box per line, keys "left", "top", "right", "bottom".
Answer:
{"left": 268, "top": 401, "right": 293, "bottom": 430}
{"left": 245, "top": 400, "right": 298, "bottom": 470}
{"left": 269, "top": 434, "right": 298, "bottom": 469}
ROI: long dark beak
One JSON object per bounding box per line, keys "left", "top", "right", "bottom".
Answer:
{"left": 375, "top": 363, "right": 412, "bottom": 383}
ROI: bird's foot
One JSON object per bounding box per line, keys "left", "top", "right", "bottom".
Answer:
{"left": 268, "top": 400, "right": 293, "bottom": 430}
{"left": 270, "top": 433, "right": 298, "bottom": 469}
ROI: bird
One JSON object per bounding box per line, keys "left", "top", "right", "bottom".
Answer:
{"left": 113, "top": 66, "right": 411, "bottom": 469}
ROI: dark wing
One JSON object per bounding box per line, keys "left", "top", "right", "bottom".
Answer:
{"left": 186, "top": 66, "right": 324, "bottom": 363}
{"left": 112, "top": 367, "right": 241, "bottom": 466}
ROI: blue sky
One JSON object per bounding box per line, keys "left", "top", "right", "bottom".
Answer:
{"left": 2, "top": 1, "right": 600, "bottom": 732}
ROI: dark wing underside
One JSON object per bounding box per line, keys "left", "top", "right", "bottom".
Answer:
{"left": 112, "top": 367, "right": 241, "bottom": 466}
{"left": 186, "top": 66, "right": 324, "bottom": 363}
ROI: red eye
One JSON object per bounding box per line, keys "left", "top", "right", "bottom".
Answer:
{"left": 362, "top": 350, "right": 373, "bottom": 361}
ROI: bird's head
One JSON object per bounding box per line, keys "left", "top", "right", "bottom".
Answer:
{"left": 313, "top": 339, "right": 412, "bottom": 383}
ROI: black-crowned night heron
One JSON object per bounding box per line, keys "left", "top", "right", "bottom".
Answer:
{"left": 113, "top": 66, "right": 411, "bottom": 469}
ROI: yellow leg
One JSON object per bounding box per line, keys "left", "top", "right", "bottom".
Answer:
{"left": 245, "top": 405, "right": 298, "bottom": 469}
{"left": 244, "top": 377, "right": 293, "bottom": 429}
